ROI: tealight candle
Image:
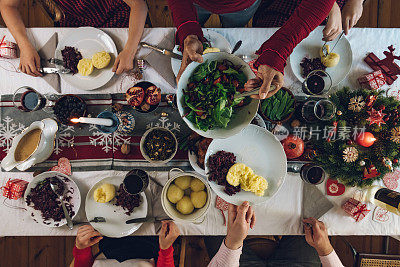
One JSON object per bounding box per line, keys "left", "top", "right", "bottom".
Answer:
{"left": 71, "top": 117, "right": 113, "bottom": 127}
{"left": 356, "top": 132, "right": 376, "bottom": 147}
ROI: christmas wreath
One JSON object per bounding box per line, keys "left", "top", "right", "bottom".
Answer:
{"left": 311, "top": 87, "right": 400, "bottom": 187}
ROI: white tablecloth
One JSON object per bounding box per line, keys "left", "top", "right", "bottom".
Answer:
{"left": 1, "top": 27, "right": 400, "bottom": 236}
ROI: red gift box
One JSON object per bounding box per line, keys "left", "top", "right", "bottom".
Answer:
{"left": 1, "top": 179, "right": 28, "bottom": 200}
{"left": 358, "top": 70, "right": 386, "bottom": 90}
{"left": 342, "top": 198, "right": 370, "bottom": 222}
{"left": 0, "top": 36, "right": 18, "bottom": 59}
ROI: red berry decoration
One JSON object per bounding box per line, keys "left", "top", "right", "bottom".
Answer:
{"left": 281, "top": 135, "right": 305, "bottom": 159}
{"left": 379, "top": 105, "right": 386, "bottom": 110}
{"left": 394, "top": 159, "right": 399, "bottom": 164}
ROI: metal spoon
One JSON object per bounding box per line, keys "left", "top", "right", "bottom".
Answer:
{"left": 50, "top": 178, "right": 73, "bottom": 230}
{"left": 231, "top": 40, "right": 242, "bottom": 54}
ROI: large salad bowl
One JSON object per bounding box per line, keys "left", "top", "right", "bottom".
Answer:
{"left": 177, "top": 52, "right": 259, "bottom": 139}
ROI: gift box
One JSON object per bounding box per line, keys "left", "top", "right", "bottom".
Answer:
{"left": 0, "top": 36, "right": 18, "bottom": 59}
{"left": 342, "top": 198, "right": 370, "bottom": 222}
{"left": 1, "top": 179, "right": 28, "bottom": 200}
{"left": 358, "top": 70, "right": 386, "bottom": 90}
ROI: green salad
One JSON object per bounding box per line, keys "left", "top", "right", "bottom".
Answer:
{"left": 182, "top": 60, "right": 250, "bottom": 131}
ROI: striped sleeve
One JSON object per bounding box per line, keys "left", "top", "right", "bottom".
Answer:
{"left": 208, "top": 240, "right": 242, "bottom": 267}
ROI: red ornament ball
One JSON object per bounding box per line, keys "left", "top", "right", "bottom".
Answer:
{"left": 394, "top": 159, "right": 399, "bottom": 164}
{"left": 356, "top": 132, "right": 376, "bottom": 147}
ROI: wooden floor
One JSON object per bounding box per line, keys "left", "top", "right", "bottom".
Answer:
{"left": 1, "top": 0, "right": 400, "bottom": 267}
{"left": 1, "top": 235, "right": 400, "bottom": 267}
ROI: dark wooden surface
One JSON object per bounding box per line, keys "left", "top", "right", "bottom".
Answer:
{"left": 1, "top": 0, "right": 400, "bottom": 267}
{"left": 1, "top": 236, "right": 400, "bottom": 267}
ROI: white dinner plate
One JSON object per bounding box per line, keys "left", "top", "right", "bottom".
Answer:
{"left": 55, "top": 27, "right": 117, "bottom": 90}
{"left": 85, "top": 176, "right": 148, "bottom": 238}
{"left": 24, "top": 171, "right": 81, "bottom": 227}
{"left": 205, "top": 125, "right": 287, "bottom": 206}
{"left": 171, "top": 29, "right": 232, "bottom": 77}
{"left": 289, "top": 27, "right": 352, "bottom": 86}
{"left": 188, "top": 151, "right": 206, "bottom": 176}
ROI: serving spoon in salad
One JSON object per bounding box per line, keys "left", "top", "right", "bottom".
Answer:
{"left": 50, "top": 178, "right": 74, "bottom": 230}
{"left": 234, "top": 84, "right": 277, "bottom": 99}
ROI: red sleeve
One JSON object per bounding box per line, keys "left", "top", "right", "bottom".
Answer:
{"left": 157, "top": 246, "right": 175, "bottom": 267}
{"left": 166, "top": 0, "right": 204, "bottom": 48}
{"left": 254, "top": 0, "right": 336, "bottom": 73}
{"left": 73, "top": 246, "right": 95, "bottom": 267}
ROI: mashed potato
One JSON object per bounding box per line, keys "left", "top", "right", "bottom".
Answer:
{"left": 319, "top": 45, "right": 340, "bottom": 68}
{"left": 94, "top": 183, "right": 115, "bottom": 203}
{"left": 77, "top": 58, "right": 94, "bottom": 76}
{"left": 227, "top": 163, "right": 268, "bottom": 196}
{"left": 92, "top": 51, "right": 111, "bottom": 69}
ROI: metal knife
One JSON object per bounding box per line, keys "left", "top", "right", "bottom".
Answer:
{"left": 40, "top": 67, "right": 70, "bottom": 74}
{"left": 126, "top": 217, "right": 170, "bottom": 224}
{"left": 140, "top": 42, "right": 183, "bottom": 60}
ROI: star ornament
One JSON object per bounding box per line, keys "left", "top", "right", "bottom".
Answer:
{"left": 366, "top": 108, "right": 386, "bottom": 126}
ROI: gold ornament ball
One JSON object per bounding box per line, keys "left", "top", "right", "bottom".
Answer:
{"left": 337, "top": 110, "right": 342, "bottom": 115}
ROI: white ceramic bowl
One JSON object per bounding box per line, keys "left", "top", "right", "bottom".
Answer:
{"left": 177, "top": 52, "right": 259, "bottom": 139}
{"left": 161, "top": 169, "right": 211, "bottom": 223}
{"left": 140, "top": 127, "right": 178, "bottom": 164}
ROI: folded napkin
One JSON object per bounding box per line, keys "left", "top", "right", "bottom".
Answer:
{"left": 302, "top": 182, "right": 333, "bottom": 220}
{"left": 37, "top": 33, "right": 60, "bottom": 92}
{"left": 143, "top": 36, "right": 177, "bottom": 88}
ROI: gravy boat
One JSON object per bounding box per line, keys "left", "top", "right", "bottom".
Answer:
{"left": 1, "top": 118, "right": 58, "bottom": 171}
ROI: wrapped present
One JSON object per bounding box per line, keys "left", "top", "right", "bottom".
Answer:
{"left": 0, "top": 36, "right": 18, "bottom": 59}
{"left": 342, "top": 198, "right": 370, "bottom": 222}
{"left": 1, "top": 179, "right": 28, "bottom": 200}
{"left": 358, "top": 70, "right": 386, "bottom": 90}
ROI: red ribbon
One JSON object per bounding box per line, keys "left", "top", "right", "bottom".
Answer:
{"left": 0, "top": 36, "right": 5, "bottom": 47}
{"left": 353, "top": 204, "right": 369, "bottom": 221}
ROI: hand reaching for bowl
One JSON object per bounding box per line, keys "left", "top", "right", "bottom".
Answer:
{"left": 159, "top": 220, "right": 180, "bottom": 250}
{"left": 19, "top": 43, "right": 42, "bottom": 77}
{"left": 225, "top": 201, "right": 256, "bottom": 250}
{"left": 176, "top": 35, "right": 204, "bottom": 83}
{"left": 75, "top": 225, "right": 103, "bottom": 250}
{"left": 244, "top": 65, "right": 283, "bottom": 99}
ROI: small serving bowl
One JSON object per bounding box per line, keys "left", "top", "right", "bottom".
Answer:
{"left": 161, "top": 168, "right": 211, "bottom": 223}
{"left": 53, "top": 94, "right": 87, "bottom": 126}
{"left": 140, "top": 127, "right": 178, "bottom": 164}
{"left": 258, "top": 87, "right": 296, "bottom": 124}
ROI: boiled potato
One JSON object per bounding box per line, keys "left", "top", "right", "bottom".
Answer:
{"left": 92, "top": 51, "right": 111, "bottom": 69}
{"left": 94, "top": 183, "right": 115, "bottom": 203}
{"left": 167, "top": 184, "right": 184, "bottom": 204}
{"left": 190, "top": 178, "right": 205, "bottom": 192}
{"left": 77, "top": 58, "right": 93, "bottom": 76}
{"left": 203, "top": 47, "right": 220, "bottom": 54}
{"left": 319, "top": 45, "right": 340, "bottom": 67}
{"left": 191, "top": 190, "right": 207, "bottom": 209}
{"left": 174, "top": 176, "right": 192, "bottom": 190}
{"left": 176, "top": 196, "right": 194, "bottom": 215}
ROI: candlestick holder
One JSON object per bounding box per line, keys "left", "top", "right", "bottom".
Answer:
{"left": 96, "top": 111, "right": 119, "bottom": 133}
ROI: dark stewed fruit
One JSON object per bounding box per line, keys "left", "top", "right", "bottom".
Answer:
{"left": 53, "top": 95, "right": 87, "bottom": 125}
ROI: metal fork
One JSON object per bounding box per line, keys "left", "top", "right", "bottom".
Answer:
{"left": 234, "top": 85, "right": 277, "bottom": 99}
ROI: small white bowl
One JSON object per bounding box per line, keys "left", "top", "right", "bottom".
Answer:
{"left": 161, "top": 169, "right": 211, "bottom": 223}
{"left": 140, "top": 127, "right": 178, "bottom": 164}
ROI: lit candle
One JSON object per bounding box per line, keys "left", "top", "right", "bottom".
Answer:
{"left": 71, "top": 117, "right": 113, "bottom": 127}
{"left": 356, "top": 132, "right": 376, "bottom": 147}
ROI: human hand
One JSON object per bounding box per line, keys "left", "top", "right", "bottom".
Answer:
{"left": 244, "top": 65, "right": 283, "bottom": 99}
{"left": 225, "top": 201, "right": 256, "bottom": 250}
{"left": 112, "top": 47, "right": 136, "bottom": 75}
{"left": 342, "top": 0, "right": 363, "bottom": 35}
{"left": 75, "top": 225, "right": 103, "bottom": 250}
{"left": 159, "top": 220, "right": 180, "bottom": 250}
{"left": 176, "top": 35, "right": 203, "bottom": 83}
{"left": 303, "top": 218, "right": 333, "bottom": 256}
{"left": 323, "top": 2, "right": 342, "bottom": 41}
{"left": 19, "top": 43, "right": 42, "bottom": 77}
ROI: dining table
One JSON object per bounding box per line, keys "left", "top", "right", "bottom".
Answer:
{"left": 1, "top": 26, "right": 400, "bottom": 237}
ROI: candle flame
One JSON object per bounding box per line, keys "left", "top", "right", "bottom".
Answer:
{"left": 70, "top": 118, "right": 80, "bottom": 123}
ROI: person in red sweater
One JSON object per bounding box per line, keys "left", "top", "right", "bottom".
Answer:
{"left": 71, "top": 221, "right": 179, "bottom": 267}
{"left": 167, "top": 0, "right": 336, "bottom": 99}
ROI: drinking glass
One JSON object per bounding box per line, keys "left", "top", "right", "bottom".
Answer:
{"left": 300, "top": 163, "right": 326, "bottom": 185}
{"left": 302, "top": 70, "right": 332, "bottom": 96}
{"left": 314, "top": 99, "right": 337, "bottom": 121}
{"left": 123, "top": 169, "right": 149, "bottom": 195}
{"left": 13, "top": 86, "right": 46, "bottom": 112}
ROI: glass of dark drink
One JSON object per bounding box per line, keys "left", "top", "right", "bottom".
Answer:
{"left": 314, "top": 99, "right": 336, "bottom": 121}
{"left": 13, "top": 86, "right": 46, "bottom": 112}
{"left": 300, "top": 163, "right": 326, "bottom": 185}
{"left": 123, "top": 169, "right": 149, "bottom": 195}
{"left": 302, "top": 70, "right": 332, "bottom": 96}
